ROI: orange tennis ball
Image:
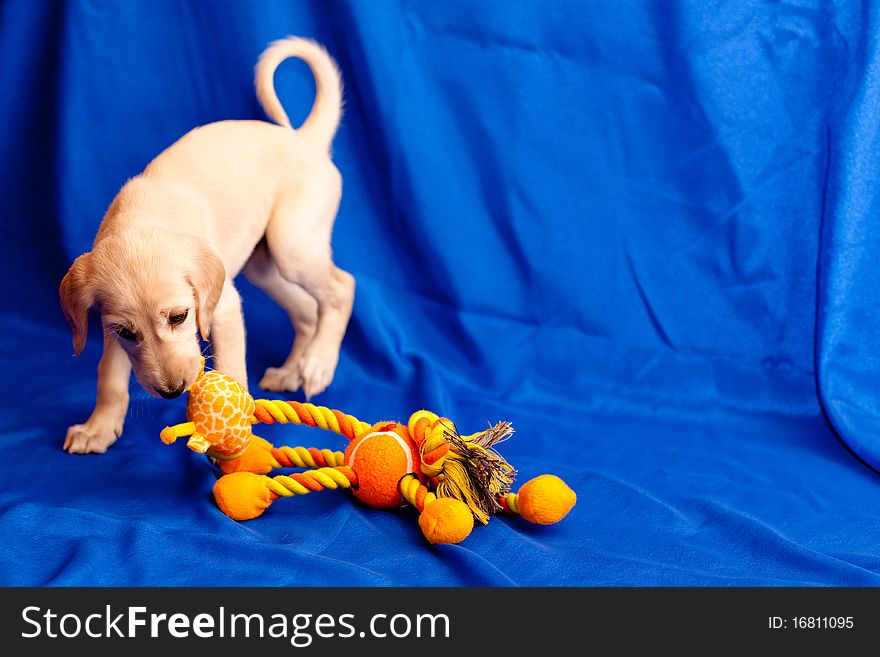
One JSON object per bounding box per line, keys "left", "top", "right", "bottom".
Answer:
{"left": 517, "top": 474, "right": 577, "bottom": 525}
{"left": 345, "top": 423, "right": 420, "bottom": 509}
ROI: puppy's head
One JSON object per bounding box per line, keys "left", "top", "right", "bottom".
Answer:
{"left": 59, "top": 230, "right": 225, "bottom": 399}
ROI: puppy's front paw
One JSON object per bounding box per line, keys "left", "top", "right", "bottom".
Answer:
{"left": 63, "top": 422, "right": 120, "bottom": 454}
{"left": 298, "top": 348, "right": 338, "bottom": 400}
{"left": 259, "top": 366, "right": 303, "bottom": 393}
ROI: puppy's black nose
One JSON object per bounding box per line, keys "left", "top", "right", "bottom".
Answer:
{"left": 158, "top": 383, "right": 186, "bottom": 399}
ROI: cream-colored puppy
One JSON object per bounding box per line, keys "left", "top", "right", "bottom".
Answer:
{"left": 59, "top": 37, "right": 354, "bottom": 454}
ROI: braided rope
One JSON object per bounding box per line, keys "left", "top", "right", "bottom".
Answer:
{"left": 408, "top": 411, "right": 453, "bottom": 478}
{"left": 399, "top": 473, "right": 436, "bottom": 513}
{"left": 498, "top": 493, "right": 519, "bottom": 516}
{"left": 253, "top": 399, "right": 371, "bottom": 440}
{"left": 270, "top": 446, "right": 346, "bottom": 470}
{"left": 266, "top": 466, "right": 357, "bottom": 498}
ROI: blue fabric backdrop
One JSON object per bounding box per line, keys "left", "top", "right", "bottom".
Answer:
{"left": 2, "top": 0, "right": 880, "bottom": 586}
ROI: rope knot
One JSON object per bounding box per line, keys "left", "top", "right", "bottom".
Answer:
{"left": 407, "top": 410, "right": 517, "bottom": 524}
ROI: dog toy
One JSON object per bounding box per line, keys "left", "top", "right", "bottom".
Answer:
{"left": 160, "top": 363, "right": 576, "bottom": 544}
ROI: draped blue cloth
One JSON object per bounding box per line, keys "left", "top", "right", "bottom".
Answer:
{"left": 2, "top": 0, "right": 880, "bottom": 586}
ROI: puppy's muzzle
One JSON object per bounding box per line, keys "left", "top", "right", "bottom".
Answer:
{"left": 158, "top": 383, "right": 186, "bottom": 399}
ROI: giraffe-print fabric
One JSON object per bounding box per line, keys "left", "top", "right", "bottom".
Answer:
{"left": 186, "top": 370, "right": 255, "bottom": 457}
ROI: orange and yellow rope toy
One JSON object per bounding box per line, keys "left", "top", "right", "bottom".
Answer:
{"left": 160, "top": 364, "right": 576, "bottom": 545}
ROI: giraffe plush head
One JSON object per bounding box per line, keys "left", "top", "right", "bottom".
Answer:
{"left": 186, "top": 369, "right": 255, "bottom": 458}
{"left": 158, "top": 359, "right": 256, "bottom": 459}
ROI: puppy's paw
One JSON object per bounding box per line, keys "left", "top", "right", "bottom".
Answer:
{"left": 298, "top": 348, "right": 338, "bottom": 400}
{"left": 259, "top": 366, "right": 303, "bottom": 392}
{"left": 63, "top": 422, "right": 120, "bottom": 454}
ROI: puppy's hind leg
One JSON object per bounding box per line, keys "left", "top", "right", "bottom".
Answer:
{"left": 264, "top": 177, "right": 355, "bottom": 399}
{"left": 244, "top": 240, "right": 318, "bottom": 392}
{"left": 279, "top": 262, "right": 354, "bottom": 399}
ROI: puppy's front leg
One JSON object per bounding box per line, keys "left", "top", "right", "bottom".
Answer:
{"left": 209, "top": 283, "right": 248, "bottom": 389}
{"left": 64, "top": 333, "right": 131, "bottom": 454}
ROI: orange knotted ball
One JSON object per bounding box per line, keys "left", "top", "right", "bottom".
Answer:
{"left": 345, "top": 423, "right": 421, "bottom": 509}
{"left": 517, "top": 474, "right": 577, "bottom": 525}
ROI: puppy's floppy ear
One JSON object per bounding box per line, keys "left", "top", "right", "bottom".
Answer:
{"left": 185, "top": 239, "right": 226, "bottom": 340}
{"left": 59, "top": 253, "right": 95, "bottom": 356}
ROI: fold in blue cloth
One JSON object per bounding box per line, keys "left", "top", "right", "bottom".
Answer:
{"left": 1, "top": 0, "right": 879, "bottom": 586}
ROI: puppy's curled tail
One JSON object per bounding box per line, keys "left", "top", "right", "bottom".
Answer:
{"left": 255, "top": 36, "right": 343, "bottom": 149}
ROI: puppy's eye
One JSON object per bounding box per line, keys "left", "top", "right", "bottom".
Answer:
{"left": 115, "top": 326, "right": 136, "bottom": 342}
{"left": 169, "top": 310, "right": 189, "bottom": 327}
